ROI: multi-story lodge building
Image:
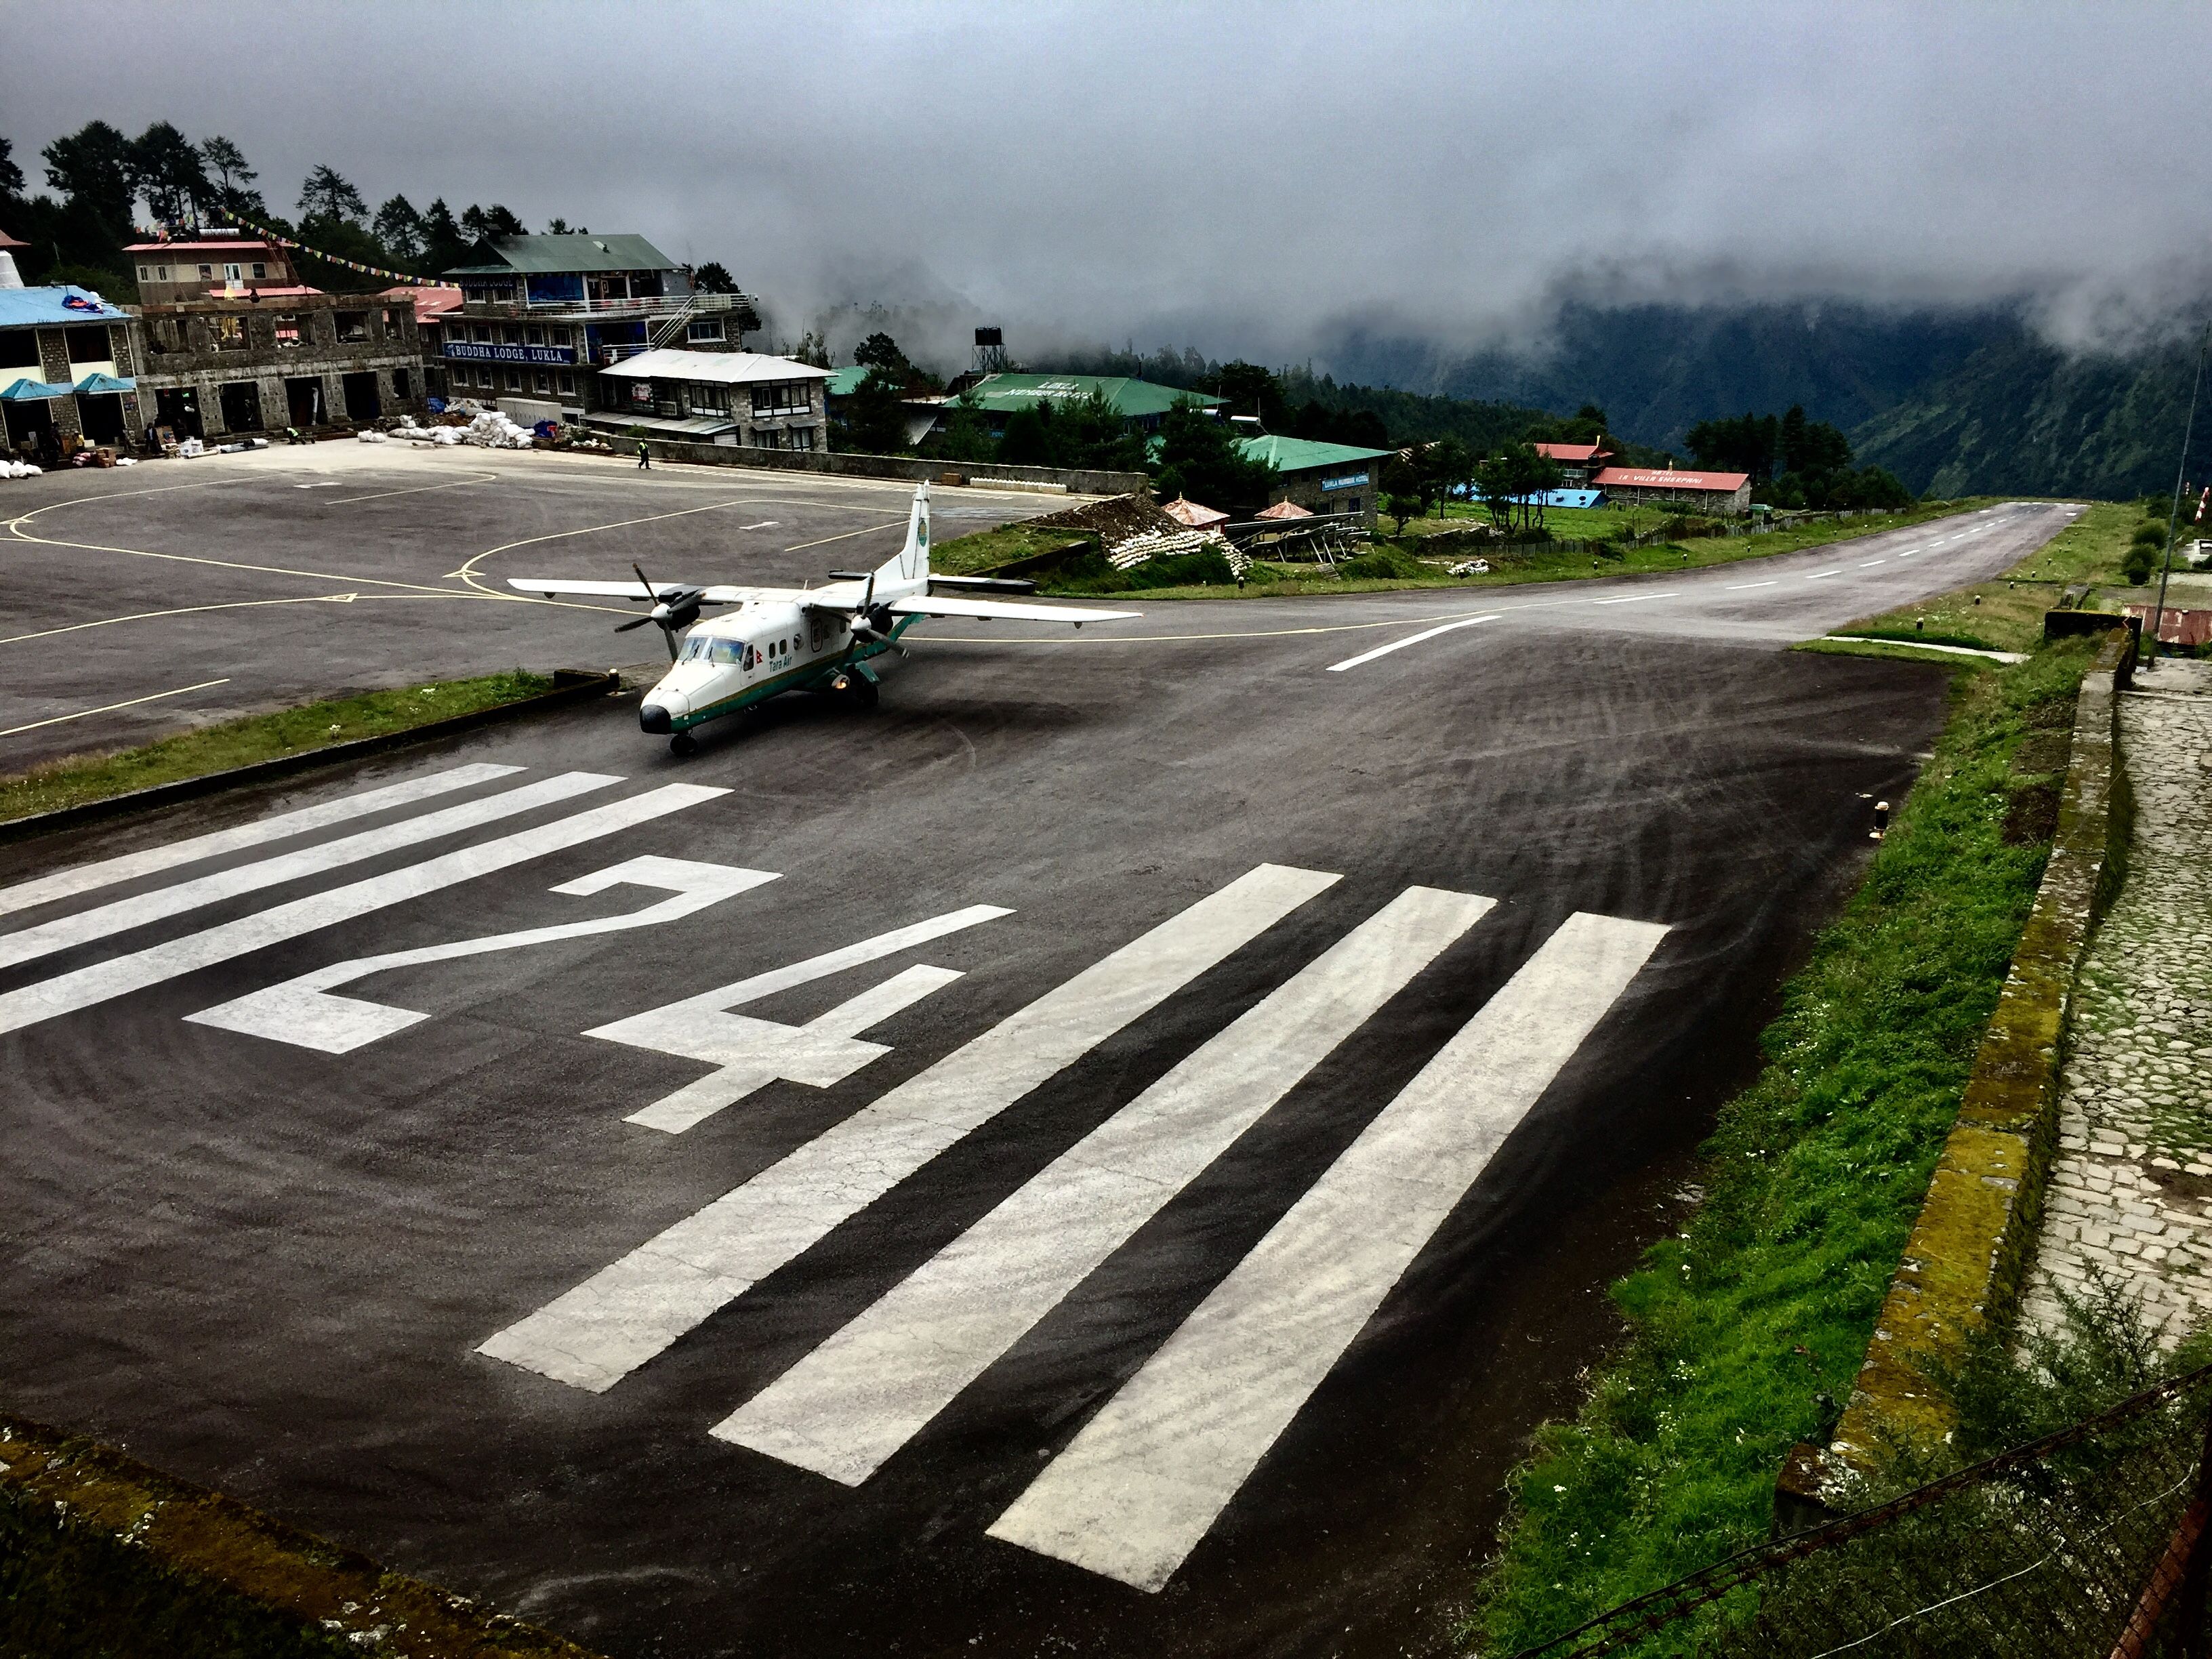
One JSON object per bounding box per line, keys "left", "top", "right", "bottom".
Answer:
{"left": 436, "top": 234, "right": 757, "bottom": 429}
{"left": 125, "top": 228, "right": 427, "bottom": 438}
{"left": 0, "top": 266, "right": 144, "bottom": 458}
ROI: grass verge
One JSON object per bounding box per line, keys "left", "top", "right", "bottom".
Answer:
{"left": 1833, "top": 500, "right": 2139, "bottom": 655}
{"left": 1014, "top": 501, "right": 1993, "bottom": 600}
{"left": 1465, "top": 638, "right": 2099, "bottom": 1656}
{"left": 0, "top": 672, "right": 554, "bottom": 825}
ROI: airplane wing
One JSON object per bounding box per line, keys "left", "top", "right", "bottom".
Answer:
{"left": 886, "top": 595, "right": 1140, "bottom": 624}
{"left": 507, "top": 577, "right": 833, "bottom": 607}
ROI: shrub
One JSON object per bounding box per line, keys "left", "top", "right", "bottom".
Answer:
{"left": 1336, "top": 545, "right": 1431, "bottom": 580}
{"left": 2123, "top": 544, "right": 2156, "bottom": 585}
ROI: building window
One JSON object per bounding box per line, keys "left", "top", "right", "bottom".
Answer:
{"left": 252, "top": 262, "right": 267, "bottom": 280}
{"left": 336, "top": 312, "right": 368, "bottom": 342}
{"left": 504, "top": 368, "right": 523, "bottom": 392}
{"left": 473, "top": 325, "right": 491, "bottom": 344}
{"left": 197, "top": 263, "right": 213, "bottom": 280}
{"left": 788, "top": 426, "right": 816, "bottom": 452}
{"left": 526, "top": 325, "right": 544, "bottom": 346}
{"left": 557, "top": 372, "right": 575, "bottom": 396}
{"left": 687, "top": 319, "right": 724, "bottom": 344}
{"left": 750, "top": 382, "right": 808, "bottom": 415}
{"left": 224, "top": 263, "right": 242, "bottom": 285}
{"left": 689, "top": 383, "right": 729, "bottom": 414}
{"left": 137, "top": 264, "right": 150, "bottom": 281}
{"left": 214, "top": 315, "right": 249, "bottom": 351}
{"left": 155, "top": 264, "right": 171, "bottom": 282}
{"left": 534, "top": 371, "right": 550, "bottom": 394}
{"left": 275, "top": 316, "right": 301, "bottom": 348}
{"left": 394, "top": 367, "right": 411, "bottom": 399}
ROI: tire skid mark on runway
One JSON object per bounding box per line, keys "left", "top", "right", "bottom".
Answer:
{"left": 476, "top": 863, "right": 1338, "bottom": 1393}
{"left": 0, "top": 762, "right": 520, "bottom": 918}
{"left": 989, "top": 910, "right": 1670, "bottom": 1593}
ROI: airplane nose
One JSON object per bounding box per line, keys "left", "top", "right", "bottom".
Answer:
{"left": 638, "top": 701, "right": 674, "bottom": 735}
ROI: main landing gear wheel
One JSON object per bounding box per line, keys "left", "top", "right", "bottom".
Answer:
{"left": 851, "top": 674, "right": 879, "bottom": 709}
{"left": 669, "top": 731, "right": 698, "bottom": 758}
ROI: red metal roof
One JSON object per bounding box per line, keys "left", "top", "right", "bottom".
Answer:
{"left": 1162, "top": 496, "right": 1230, "bottom": 528}
{"left": 1534, "top": 441, "right": 1610, "bottom": 463}
{"left": 384, "top": 284, "right": 464, "bottom": 321}
{"left": 1255, "top": 499, "right": 1313, "bottom": 520}
{"left": 1593, "top": 466, "right": 1750, "bottom": 491}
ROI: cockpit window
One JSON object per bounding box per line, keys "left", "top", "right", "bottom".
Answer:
{"left": 682, "top": 634, "right": 707, "bottom": 661}
{"left": 711, "top": 638, "right": 741, "bottom": 664}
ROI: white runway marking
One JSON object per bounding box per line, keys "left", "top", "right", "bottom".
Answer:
{"left": 1859, "top": 558, "right": 1888, "bottom": 567}
{"left": 1593, "top": 591, "right": 1680, "bottom": 605}
{"left": 185, "top": 856, "right": 774, "bottom": 1052}
{"left": 1805, "top": 569, "right": 1842, "bottom": 579}
{"left": 0, "top": 763, "right": 519, "bottom": 920}
{"left": 987, "top": 910, "right": 1669, "bottom": 1593}
{"left": 0, "top": 783, "right": 726, "bottom": 1039}
{"left": 714, "top": 884, "right": 1494, "bottom": 1484}
{"left": 588, "top": 905, "right": 1012, "bottom": 1133}
{"left": 1725, "top": 580, "right": 1778, "bottom": 590}
{"left": 0, "top": 772, "right": 612, "bottom": 972}
{"left": 0, "top": 678, "right": 230, "bottom": 740}
{"left": 477, "top": 863, "right": 1337, "bottom": 1393}
{"left": 1325, "top": 615, "right": 1499, "bottom": 672}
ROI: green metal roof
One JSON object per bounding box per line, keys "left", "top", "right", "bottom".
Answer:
{"left": 962, "top": 373, "right": 1221, "bottom": 420}
{"left": 1235, "top": 433, "right": 1394, "bottom": 472}
{"left": 445, "top": 233, "right": 676, "bottom": 276}
{"left": 824, "top": 364, "right": 873, "bottom": 396}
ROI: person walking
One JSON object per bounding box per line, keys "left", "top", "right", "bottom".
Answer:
{"left": 636, "top": 440, "right": 651, "bottom": 471}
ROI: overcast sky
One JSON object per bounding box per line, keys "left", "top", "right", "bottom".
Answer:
{"left": 12, "top": 1, "right": 2209, "bottom": 369}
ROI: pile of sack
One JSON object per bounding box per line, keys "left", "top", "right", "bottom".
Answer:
{"left": 458, "top": 409, "right": 534, "bottom": 449}
{"left": 3, "top": 459, "right": 43, "bottom": 479}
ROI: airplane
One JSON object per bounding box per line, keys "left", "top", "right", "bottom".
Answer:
{"left": 512, "top": 483, "right": 1139, "bottom": 755}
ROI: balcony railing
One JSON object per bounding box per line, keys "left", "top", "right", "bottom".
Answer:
{"left": 461, "top": 290, "right": 758, "bottom": 319}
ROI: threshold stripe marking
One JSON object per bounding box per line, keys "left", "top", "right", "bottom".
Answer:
{"left": 713, "top": 884, "right": 1494, "bottom": 1483}
{"left": 477, "top": 863, "right": 1339, "bottom": 1393}
{"left": 0, "top": 763, "right": 520, "bottom": 919}
{"left": 987, "top": 910, "right": 1670, "bottom": 1593}
{"left": 1326, "top": 615, "right": 1500, "bottom": 672}
{"left": 0, "top": 783, "right": 726, "bottom": 1038}
{"left": 0, "top": 772, "right": 611, "bottom": 972}
{"left": 0, "top": 678, "right": 229, "bottom": 739}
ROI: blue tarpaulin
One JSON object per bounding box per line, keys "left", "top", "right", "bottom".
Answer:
{"left": 0, "top": 377, "right": 75, "bottom": 401}
{"left": 0, "top": 285, "right": 130, "bottom": 328}
{"left": 73, "top": 373, "right": 136, "bottom": 394}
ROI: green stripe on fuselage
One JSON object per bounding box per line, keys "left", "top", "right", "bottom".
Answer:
{"left": 668, "top": 618, "right": 917, "bottom": 731}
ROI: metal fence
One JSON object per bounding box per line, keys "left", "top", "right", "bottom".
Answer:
{"left": 1511, "top": 1365, "right": 2212, "bottom": 1659}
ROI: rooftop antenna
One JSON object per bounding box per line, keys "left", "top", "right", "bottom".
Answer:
{"left": 972, "top": 326, "right": 1010, "bottom": 375}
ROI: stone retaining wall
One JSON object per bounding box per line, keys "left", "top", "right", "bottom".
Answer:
{"left": 1828, "top": 632, "right": 2137, "bottom": 1467}
{"left": 621, "top": 438, "right": 1145, "bottom": 498}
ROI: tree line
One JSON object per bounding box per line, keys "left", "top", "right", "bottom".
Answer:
{"left": 1685, "top": 405, "right": 1911, "bottom": 511}
{"left": 0, "top": 123, "right": 739, "bottom": 300}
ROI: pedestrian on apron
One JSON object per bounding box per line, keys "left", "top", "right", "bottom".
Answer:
{"left": 637, "top": 441, "right": 651, "bottom": 470}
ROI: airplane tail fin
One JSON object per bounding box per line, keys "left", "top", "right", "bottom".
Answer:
{"left": 877, "top": 482, "right": 930, "bottom": 583}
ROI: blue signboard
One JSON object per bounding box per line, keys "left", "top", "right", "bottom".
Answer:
{"left": 1320, "top": 471, "right": 1370, "bottom": 492}
{"left": 444, "top": 341, "right": 576, "bottom": 367}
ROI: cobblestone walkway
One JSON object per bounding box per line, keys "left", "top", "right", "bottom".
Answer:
{"left": 2024, "top": 657, "right": 2212, "bottom": 1345}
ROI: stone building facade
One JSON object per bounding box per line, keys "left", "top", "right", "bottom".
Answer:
{"left": 0, "top": 287, "right": 146, "bottom": 457}
{"left": 131, "top": 292, "right": 428, "bottom": 439}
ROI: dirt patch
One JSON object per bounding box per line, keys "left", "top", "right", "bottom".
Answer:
{"left": 1023, "top": 492, "right": 1182, "bottom": 545}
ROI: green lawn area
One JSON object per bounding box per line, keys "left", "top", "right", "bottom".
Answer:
{"left": 1466, "top": 639, "right": 2097, "bottom": 1656}
{"left": 0, "top": 671, "right": 555, "bottom": 825}
{"left": 928, "top": 520, "right": 1101, "bottom": 576}
{"left": 1829, "top": 499, "right": 2141, "bottom": 656}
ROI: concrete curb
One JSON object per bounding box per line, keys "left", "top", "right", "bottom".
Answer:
{"left": 0, "top": 1412, "right": 602, "bottom": 1658}
{"left": 1827, "top": 632, "right": 2138, "bottom": 1467}
{"left": 0, "top": 670, "right": 617, "bottom": 848}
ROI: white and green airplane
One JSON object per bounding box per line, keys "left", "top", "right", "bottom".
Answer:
{"left": 512, "top": 483, "right": 1137, "bottom": 755}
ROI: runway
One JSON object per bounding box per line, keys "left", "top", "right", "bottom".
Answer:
{"left": 0, "top": 476, "right": 2078, "bottom": 1657}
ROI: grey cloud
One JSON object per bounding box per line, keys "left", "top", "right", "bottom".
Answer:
{"left": 11, "top": 0, "right": 2207, "bottom": 370}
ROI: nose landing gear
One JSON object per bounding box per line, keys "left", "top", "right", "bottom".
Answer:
{"left": 669, "top": 732, "right": 699, "bottom": 758}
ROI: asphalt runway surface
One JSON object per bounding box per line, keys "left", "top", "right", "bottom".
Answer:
{"left": 0, "top": 443, "right": 1058, "bottom": 769}
{"left": 0, "top": 483, "right": 2078, "bottom": 1658}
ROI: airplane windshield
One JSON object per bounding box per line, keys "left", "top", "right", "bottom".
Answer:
{"left": 711, "top": 638, "right": 742, "bottom": 665}
{"left": 681, "top": 635, "right": 708, "bottom": 661}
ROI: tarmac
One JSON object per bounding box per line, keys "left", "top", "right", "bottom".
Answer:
{"left": 0, "top": 460, "right": 2081, "bottom": 1658}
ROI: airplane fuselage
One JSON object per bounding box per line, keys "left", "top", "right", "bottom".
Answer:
{"left": 637, "top": 599, "right": 916, "bottom": 735}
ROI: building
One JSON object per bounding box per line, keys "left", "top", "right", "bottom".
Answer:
{"left": 1236, "top": 433, "right": 1393, "bottom": 520}
{"left": 950, "top": 373, "right": 1221, "bottom": 436}
{"left": 1532, "top": 440, "right": 1614, "bottom": 484}
{"left": 126, "top": 230, "right": 426, "bottom": 438}
{"left": 590, "top": 349, "right": 829, "bottom": 449}
{"left": 1591, "top": 465, "right": 1753, "bottom": 516}
{"left": 383, "top": 284, "right": 464, "bottom": 401}
{"left": 0, "top": 279, "right": 145, "bottom": 458}
{"left": 438, "top": 234, "right": 756, "bottom": 428}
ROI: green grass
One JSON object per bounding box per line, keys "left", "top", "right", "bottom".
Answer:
{"left": 929, "top": 521, "right": 1101, "bottom": 576}
{"left": 1466, "top": 639, "right": 2097, "bottom": 1657}
{"left": 0, "top": 672, "right": 554, "bottom": 825}
{"left": 1835, "top": 500, "right": 2137, "bottom": 655}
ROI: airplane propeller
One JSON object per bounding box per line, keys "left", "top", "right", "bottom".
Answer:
{"left": 615, "top": 561, "right": 705, "bottom": 660}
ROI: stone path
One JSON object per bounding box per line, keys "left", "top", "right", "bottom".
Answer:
{"left": 2024, "top": 656, "right": 2212, "bottom": 1346}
